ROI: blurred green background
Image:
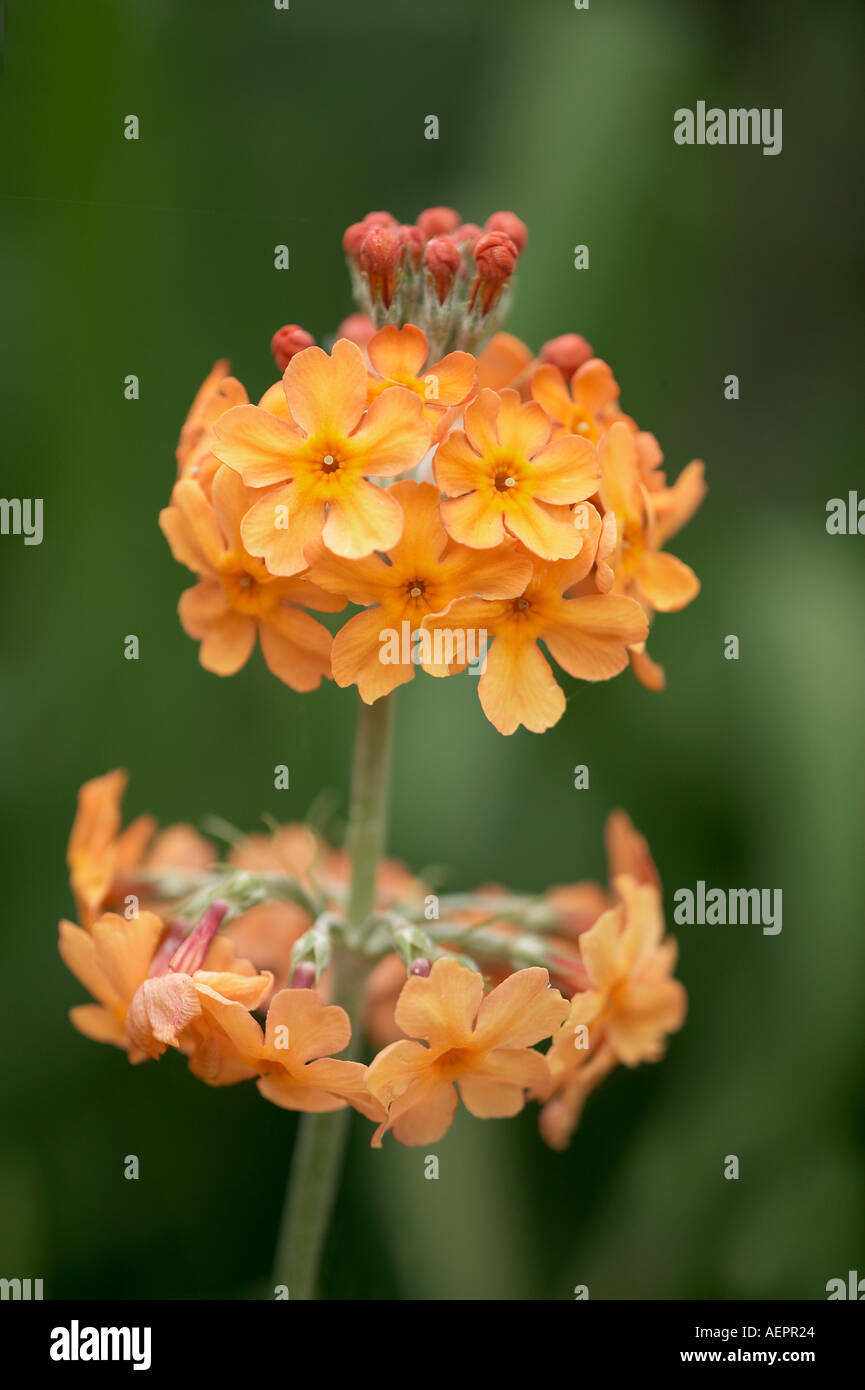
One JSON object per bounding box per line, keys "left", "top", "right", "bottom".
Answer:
{"left": 2, "top": 0, "right": 863, "bottom": 1300}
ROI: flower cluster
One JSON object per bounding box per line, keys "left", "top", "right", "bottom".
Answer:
{"left": 59, "top": 770, "right": 685, "bottom": 1148}
{"left": 162, "top": 206, "right": 706, "bottom": 733}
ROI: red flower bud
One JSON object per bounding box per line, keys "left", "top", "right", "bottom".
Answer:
{"left": 423, "top": 234, "right": 462, "bottom": 304}
{"left": 362, "top": 210, "right": 398, "bottom": 228}
{"left": 397, "top": 223, "right": 425, "bottom": 269}
{"left": 540, "top": 333, "right": 595, "bottom": 379}
{"left": 337, "top": 312, "right": 375, "bottom": 347}
{"left": 470, "top": 231, "right": 519, "bottom": 313}
{"left": 359, "top": 225, "right": 403, "bottom": 308}
{"left": 455, "top": 222, "right": 483, "bottom": 248}
{"left": 410, "top": 957, "right": 431, "bottom": 977}
{"left": 417, "top": 206, "right": 461, "bottom": 239}
{"left": 290, "top": 962, "right": 317, "bottom": 989}
{"left": 271, "top": 324, "right": 315, "bottom": 373}
{"left": 342, "top": 221, "right": 368, "bottom": 257}
{"left": 485, "top": 210, "right": 528, "bottom": 254}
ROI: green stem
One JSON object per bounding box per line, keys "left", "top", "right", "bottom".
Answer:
{"left": 270, "top": 694, "right": 395, "bottom": 1300}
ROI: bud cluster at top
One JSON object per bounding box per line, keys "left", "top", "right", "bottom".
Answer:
{"left": 342, "top": 206, "right": 528, "bottom": 358}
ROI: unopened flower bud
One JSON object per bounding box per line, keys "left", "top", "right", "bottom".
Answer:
{"left": 424, "top": 234, "right": 462, "bottom": 304}
{"left": 169, "top": 900, "right": 229, "bottom": 975}
{"left": 455, "top": 222, "right": 483, "bottom": 248}
{"left": 485, "top": 210, "right": 529, "bottom": 254}
{"left": 397, "top": 223, "right": 424, "bottom": 269}
{"left": 410, "top": 957, "right": 431, "bottom": 977}
{"left": 290, "top": 961, "right": 317, "bottom": 989}
{"left": 342, "top": 221, "right": 368, "bottom": 258}
{"left": 362, "top": 210, "right": 398, "bottom": 229}
{"left": 359, "top": 225, "right": 402, "bottom": 308}
{"left": 417, "top": 206, "right": 461, "bottom": 239}
{"left": 540, "top": 333, "right": 594, "bottom": 378}
{"left": 271, "top": 324, "right": 315, "bottom": 373}
{"left": 337, "top": 312, "right": 375, "bottom": 347}
{"left": 470, "top": 231, "right": 519, "bottom": 314}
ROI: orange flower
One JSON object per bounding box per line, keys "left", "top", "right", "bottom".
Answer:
{"left": 306, "top": 479, "right": 532, "bottom": 702}
{"left": 210, "top": 339, "right": 432, "bottom": 574}
{"left": 434, "top": 387, "right": 599, "bottom": 560}
{"left": 67, "top": 770, "right": 213, "bottom": 927}
{"left": 177, "top": 360, "right": 249, "bottom": 494}
{"left": 67, "top": 771, "right": 155, "bottom": 928}
{"left": 529, "top": 357, "right": 621, "bottom": 445}
{"left": 599, "top": 422, "right": 700, "bottom": 614}
{"left": 254, "top": 989, "right": 384, "bottom": 1119}
{"left": 367, "top": 324, "right": 475, "bottom": 439}
{"left": 160, "top": 464, "right": 343, "bottom": 689}
{"left": 58, "top": 908, "right": 273, "bottom": 1085}
{"left": 538, "top": 874, "right": 686, "bottom": 1148}
{"left": 365, "top": 958, "right": 569, "bottom": 1146}
{"left": 423, "top": 520, "right": 649, "bottom": 734}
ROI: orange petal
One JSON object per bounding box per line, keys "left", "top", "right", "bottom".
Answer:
{"left": 59, "top": 920, "right": 124, "bottom": 1013}
{"left": 478, "top": 633, "right": 566, "bottom": 735}
{"left": 573, "top": 358, "right": 619, "bottom": 415}
{"left": 494, "top": 390, "right": 551, "bottom": 457}
{"left": 240, "top": 483, "right": 326, "bottom": 576}
{"left": 259, "top": 607, "right": 332, "bottom": 691}
{"left": 263, "top": 989, "right": 352, "bottom": 1065}
{"left": 440, "top": 492, "right": 507, "bottom": 549}
{"left": 504, "top": 499, "right": 582, "bottom": 560}
{"left": 344, "top": 385, "right": 431, "bottom": 478}
{"left": 69, "top": 1003, "right": 127, "bottom": 1048}
{"left": 426, "top": 350, "right": 476, "bottom": 406}
{"left": 543, "top": 594, "right": 649, "bottom": 681}
{"left": 530, "top": 364, "right": 574, "bottom": 424}
{"left": 368, "top": 323, "right": 428, "bottom": 381}
{"left": 637, "top": 549, "right": 700, "bottom": 612}
{"left": 211, "top": 405, "right": 303, "bottom": 487}
{"left": 393, "top": 957, "right": 485, "bottom": 1046}
{"left": 530, "top": 434, "right": 599, "bottom": 505}
{"left": 459, "top": 1047, "right": 551, "bottom": 1117}
{"left": 433, "top": 429, "right": 484, "bottom": 497}
{"left": 473, "top": 967, "right": 569, "bottom": 1048}
{"left": 177, "top": 580, "right": 230, "bottom": 638}
{"left": 322, "top": 479, "right": 403, "bottom": 559}
{"left": 438, "top": 540, "right": 533, "bottom": 601}
{"left": 476, "top": 332, "right": 534, "bottom": 392}
{"left": 331, "top": 607, "right": 414, "bottom": 703}
{"left": 196, "top": 608, "right": 257, "bottom": 675}
{"left": 283, "top": 339, "right": 367, "bottom": 438}
{"left": 463, "top": 388, "right": 505, "bottom": 456}
{"left": 390, "top": 1075, "right": 459, "bottom": 1146}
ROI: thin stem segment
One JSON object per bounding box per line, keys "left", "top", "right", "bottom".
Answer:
{"left": 270, "top": 693, "right": 395, "bottom": 1300}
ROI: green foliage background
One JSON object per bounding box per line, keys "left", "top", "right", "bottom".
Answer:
{"left": 1, "top": 0, "right": 863, "bottom": 1299}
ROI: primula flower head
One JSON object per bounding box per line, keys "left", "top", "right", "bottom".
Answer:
{"left": 366, "top": 957, "right": 569, "bottom": 1146}
{"left": 210, "top": 338, "right": 432, "bottom": 575}
{"left": 163, "top": 204, "right": 705, "bottom": 727}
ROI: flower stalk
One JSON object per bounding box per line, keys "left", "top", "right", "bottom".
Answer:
{"left": 271, "top": 693, "right": 395, "bottom": 1299}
